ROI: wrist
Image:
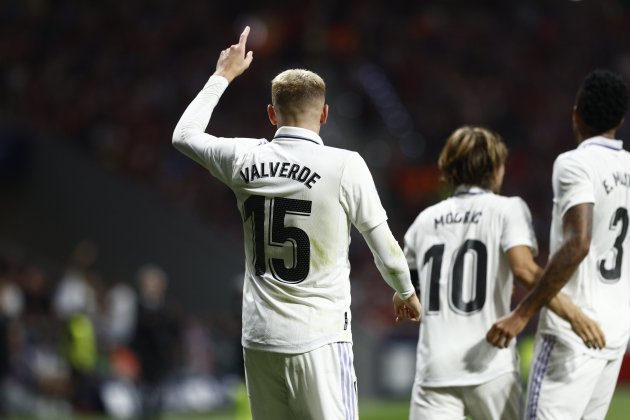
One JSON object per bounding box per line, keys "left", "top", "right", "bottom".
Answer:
{"left": 398, "top": 288, "right": 415, "bottom": 301}
{"left": 514, "top": 302, "right": 534, "bottom": 321}
{"left": 212, "top": 70, "right": 234, "bottom": 83}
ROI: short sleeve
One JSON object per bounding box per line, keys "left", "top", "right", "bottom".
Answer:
{"left": 501, "top": 197, "right": 538, "bottom": 255}
{"left": 552, "top": 153, "right": 595, "bottom": 217}
{"left": 339, "top": 153, "right": 387, "bottom": 232}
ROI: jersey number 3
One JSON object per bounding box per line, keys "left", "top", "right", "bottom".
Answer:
{"left": 244, "top": 195, "right": 312, "bottom": 283}
{"left": 422, "top": 240, "right": 488, "bottom": 315}
{"left": 599, "top": 206, "right": 629, "bottom": 283}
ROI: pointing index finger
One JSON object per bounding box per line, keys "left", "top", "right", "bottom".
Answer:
{"left": 239, "top": 26, "right": 250, "bottom": 48}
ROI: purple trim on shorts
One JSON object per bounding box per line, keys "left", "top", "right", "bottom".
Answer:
{"left": 337, "top": 343, "right": 355, "bottom": 420}
{"left": 337, "top": 343, "right": 349, "bottom": 420}
{"left": 526, "top": 335, "right": 556, "bottom": 420}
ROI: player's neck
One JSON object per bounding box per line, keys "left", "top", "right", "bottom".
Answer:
{"left": 276, "top": 122, "right": 321, "bottom": 134}
{"left": 577, "top": 128, "right": 616, "bottom": 144}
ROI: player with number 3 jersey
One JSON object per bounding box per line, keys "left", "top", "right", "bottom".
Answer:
{"left": 405, "top": 127, "right": 600, "bottom": 419}
{"left": 488, "top": 69, "right": 630, "bottom": 419}
{"left": 172, "top": 27, "right": 421, "bottom": 420}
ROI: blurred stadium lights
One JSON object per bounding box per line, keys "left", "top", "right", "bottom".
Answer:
{"left": 357, "top": 64, "right": 426, "bottom": 159}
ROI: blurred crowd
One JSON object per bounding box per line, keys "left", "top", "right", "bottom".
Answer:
{"left": 3, "top": 0, "right": 630, "bottom": 415}
{"left": 3, "top": 0, "right": 630, "bottom": 246}
{"left": 0, "top": 240, "right": 241, "bottom": 417}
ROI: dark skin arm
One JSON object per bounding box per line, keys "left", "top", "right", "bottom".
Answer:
{"left": 486, "top": 203, "right": 595, "bottom": 348}
{"left": 486, "top": 245, "right": 604, "bottom": 349}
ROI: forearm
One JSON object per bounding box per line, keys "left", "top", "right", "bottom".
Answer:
{"left": 515, "top": 240, "right": 585, "bottom": 320}
{"left": 546, "top": 293, "right": 581, "bottom": 323}
{"left": 172, "top": 75, "right": 229, "bottom": 163}
{"left": 514, "top": 263, "right": 579, "bottom": 324}
{"left": 363, "top": 223, "right": 415, "bottom": 299}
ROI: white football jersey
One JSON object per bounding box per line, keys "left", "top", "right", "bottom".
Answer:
{"left": 175, "top": 76, "right": 390, "bottom": 354}
{"left": 404, "top": 187, "right": 537, "bottom": 386}
{"left": 538, "top": 136, "right": 630, "bottom": 359}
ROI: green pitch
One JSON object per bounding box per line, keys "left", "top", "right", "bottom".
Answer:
{"left": 10, "top": 387, "right": 627, "bottom": 419}
{"left": 117, "top": 386, "right": 630, "bottom": 419}
{"left": 360, "top": 389, "right": 630, "bottom": 420}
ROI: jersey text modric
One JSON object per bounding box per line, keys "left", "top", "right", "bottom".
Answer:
{"left": 434, "top": 210, "right": 482, "bottom": 230}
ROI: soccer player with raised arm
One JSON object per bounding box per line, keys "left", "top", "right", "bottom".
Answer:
{"left": 404, "top": 126, "right": 602, "bottom": 420}
{"left": 487, "top": 69, "right": 630, "bottom": 419}
{"left": 172, "top": 28, "right": 421, "bottom": 420}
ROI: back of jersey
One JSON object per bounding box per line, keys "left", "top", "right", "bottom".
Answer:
{"left": 404, "top": 188, "right": 537, "bottom": 386}
{"left": 540, "top": 137, "right": 630, "bottom": 355}
{"left": 225, "top": 127, "right": 387, "bottom": 354}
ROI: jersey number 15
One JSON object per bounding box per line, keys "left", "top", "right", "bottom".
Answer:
{"left": 243, "top": 195, "right": 312, "bottom": 284}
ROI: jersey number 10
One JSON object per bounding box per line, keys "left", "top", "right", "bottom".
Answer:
{"left": 243, "top": 195, "right": 312, "bottom": 284}
{"left": 422, "top": 240, "right": 488, "bottom": 315}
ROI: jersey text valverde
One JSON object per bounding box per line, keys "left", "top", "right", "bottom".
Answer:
{"left": 239, "top": 161, "right": 321, "bottom": 188}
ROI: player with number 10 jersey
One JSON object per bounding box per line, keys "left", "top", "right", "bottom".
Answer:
{"left": 404, "top": 126, "right": 598, "bottom": 419}
{"left": 404, "top": 127, "right": 531, "bottom": 419}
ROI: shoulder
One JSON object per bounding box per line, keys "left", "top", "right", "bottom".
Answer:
{"left": 487, "top": 194, "right": 529, "bottom": 212}
{"left": 235, "top": 137, "right": 270, "bottom": 149}
{"left": 408, "top": 199, "right": 449, "bottom": 230}
{"left": 501, "top": 195, "right": 530, "bottom": 210}
{"left": 553, "top": 147, "right": 591, "bottom": 169}
{"left": 552, "top": 148, "right": 593, "bottom": 181}
{"left": 337, "top": 150, "right": 374, "bottom": 180}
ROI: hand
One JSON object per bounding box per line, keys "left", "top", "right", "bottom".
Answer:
{"left": 568, "top": 309, "right": 606, "bottom": 349}
{"left": 393, "top": 292, "right": 422, "bottom": 323}
{"left": 214, "top": 26, "right": 254, "bottom": 83}
{"left": 486, "top": 310, "right": 529, "bottom": 348}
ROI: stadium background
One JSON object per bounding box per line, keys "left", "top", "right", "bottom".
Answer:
{"left": 1, "top": 0, "right": 630, "bottom": 418}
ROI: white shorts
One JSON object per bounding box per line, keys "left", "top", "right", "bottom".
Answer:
{"left": 409, "top": 371, "right": 522, "bottom": 420}
{"left": 243, "top": 342, "right": 357, "bottom": 420}
{"left": 525, "top": 334, "right": 623, "bottom": 420}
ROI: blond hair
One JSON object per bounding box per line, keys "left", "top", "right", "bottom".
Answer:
{"left": 438, "top": 126, "right": 508, "bottom": 189}
{"left": 271, "top": 69, "right": 326, "bottom": 118}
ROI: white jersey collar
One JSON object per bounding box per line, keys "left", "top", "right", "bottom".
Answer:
{"left": 453, "top": 185, "right": 491, "bottom": 197}
{"left": 273, "top": 126, "right": 323, "bottom": 145}
{"left": 578, "top": 136, "right": 623, "bottom": 151}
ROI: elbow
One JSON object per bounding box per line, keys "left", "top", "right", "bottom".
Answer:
{"left": 172, "top": 127, "right": 184, "bottom": 147}
{"left": 512, "top": 266, "right": 535, "bottom": 289}
{"left": 570, "top": 235, "right": 591, "bottom": 261}
{"left": 378, "top": 257, "right": 409, "bottom": 279}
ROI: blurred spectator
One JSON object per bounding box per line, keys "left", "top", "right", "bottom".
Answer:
{"left": 131, "top": 264, "right": 182, "bottom": 419}
{"left": 181, "top": 316, "right": 215, "bottom": 377}
{"left": 103, "top": 281, "right": 137, "bottom": 349}
{"left": 53, "top": 240, "right": 99, "bottom": 319}
{"left": 53, "top": 240, "right": 102, "bottom": 413}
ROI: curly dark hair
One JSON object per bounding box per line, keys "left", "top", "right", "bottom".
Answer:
{"left": 576, "top": 69, "right": 629, "bottom": 133}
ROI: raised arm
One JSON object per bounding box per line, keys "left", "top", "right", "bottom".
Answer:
{"left": 172, "top": 27, "right": 254, "bottom": 166}
{"left": 486, "top": 203, "right": 597, "bottom": 348}
{"left": 486, "top": 244, "right": 604, "bottom": 349}
{"left": 362, "top": 222, "right": 422, "bottom": 322}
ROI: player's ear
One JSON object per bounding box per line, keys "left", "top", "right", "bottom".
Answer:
{"left": 267, "top": 104, "right": 278, "bottom": 126}
{"left": 615, "top": 116, "right": 625, "bottom": 131}
{"left": 320, "top": 104, "right": 329, "bottom": 125}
